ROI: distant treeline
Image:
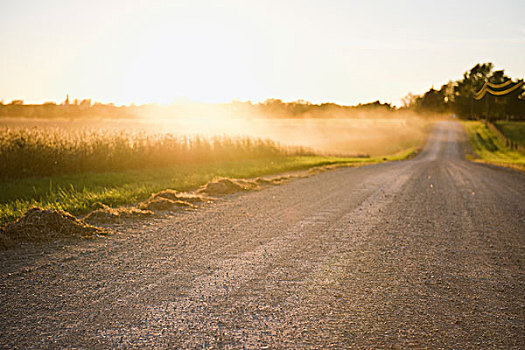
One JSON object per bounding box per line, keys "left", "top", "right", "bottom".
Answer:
{"left": 404, "top": 63, "right": 525, "bottom": 120}
{"left": 0, "top": 97, "right": 397, "bottom": 120}
{"left": 0, "top": 101, "right": 138, "bottom": 119}
{"left": 4, "top": 63, "right": 522, "bottom": 121}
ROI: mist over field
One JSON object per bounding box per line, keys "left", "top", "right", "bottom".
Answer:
{"left": 0, "top": 105, "right": 430, "bottom": 223}
{"left": 0, "top": 106, "right": 428, "bottom": 157}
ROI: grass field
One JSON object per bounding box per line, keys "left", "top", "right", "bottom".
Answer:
{"left": 463, "top": 121, "right": 525, "bottom": 170}
{"left": 0, "top": 128, "right": 309, "bottom": 179}
{"left": 494, "top": 121, "right": 525, "bottom": 147}
{"left": 0, "top": 116, "right": 428, "bottom": 225}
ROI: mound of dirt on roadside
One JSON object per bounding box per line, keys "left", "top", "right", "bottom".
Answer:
{"left": 137, "top": 197, "right": 197, "bottom": 211}
{"left": 254, "top": 175, "right": 297, "bottom": 185}
{"left": 150, "top": 189, "right": 213, "bottom": 203}
{"left": 0, "top": 207, "right": 108, "bottom": 250}
{"left": 196, "top": 178, "right": 260, "bottom": 196}
{"left": 307, "top": 163, "right": 351, "bottom": 175}
{"left": 83, "top": 203, "right": 155, "bottom": 224}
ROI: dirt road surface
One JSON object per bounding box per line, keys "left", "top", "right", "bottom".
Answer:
{"left": 1, "top": 121, "right": 524, "bottom": 349}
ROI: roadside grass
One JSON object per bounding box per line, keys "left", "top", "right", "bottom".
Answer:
{"left": 1, "top": 117, "right": 429, "bottom": 226}
{"left": 494, "top": 121, "right": 525, "bottom": 147}
{"left": 462, "top": 121, "right": 525, "bottom": 170}
{"left": 0, "top": 151, "right": 417, "bottom": 225}
{"left": 0, "top": 128, "right": 306, "bottom": 180}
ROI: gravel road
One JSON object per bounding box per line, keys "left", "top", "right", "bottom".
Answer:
{"left": 1, "top": 121, "right": 524, "bottom": 349}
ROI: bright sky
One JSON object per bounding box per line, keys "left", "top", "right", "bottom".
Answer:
{"left": 1, "top": 0, "right": 524, "bottom": 106}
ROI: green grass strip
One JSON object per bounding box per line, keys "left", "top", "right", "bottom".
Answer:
{"left": 0, "top": 152, "right": 416, "bottom": 225}
{"left": 462, "top": 121, "right": 525, "bottom": 170}
{"left": 494, "top": 121, "right": 525, "bottom": 147}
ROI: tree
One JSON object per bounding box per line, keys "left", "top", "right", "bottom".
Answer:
{"left": 453, "top": 63, "right": 493, "bottom": 119}
{"left": 403, "top": 63, "right": 525, "bottom": 120}
{"left": 80, "top": 99, "right": 92, "bottom": 107}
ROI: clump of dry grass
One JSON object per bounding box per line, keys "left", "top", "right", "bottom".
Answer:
{"left": 150, "top": 190, "right": 213, "bottom": 203}
{"left": 254, "top": 175, "right": 295, "bottom": 185}
{"left": 307, "top": 163, "right": 355, "bottom": 175}
{"left": 196, "top": 178, "right": 260, "bottom": 196}
{"left": 0, "top": 207, "right": 108, "bottom": 250}
{"left": 83, "top": 203, "right": 155, "bottom": 224}
{"left": 137, "top": 197, "right": 197, "bottom": 211}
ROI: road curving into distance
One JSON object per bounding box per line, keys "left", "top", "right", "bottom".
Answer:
{"left": 1, "top": 121, "right": 524, "bottom": 348}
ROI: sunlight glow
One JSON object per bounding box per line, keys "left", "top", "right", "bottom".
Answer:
{"left": 0, "top": 0, "right": 524, "bottom": 106}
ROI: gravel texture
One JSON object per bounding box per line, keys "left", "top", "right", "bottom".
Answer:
{"left": 0, "top": 121, "right": 524, "bottom": 349}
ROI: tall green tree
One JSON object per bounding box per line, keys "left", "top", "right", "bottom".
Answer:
{"left": 405, "top": 63, "right": 525, "bottom": 120}
{"left": 453, "top": 63, "right": 493, "bottom": 119}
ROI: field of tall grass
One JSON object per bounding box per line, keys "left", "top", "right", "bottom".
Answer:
{"left": 0, "top": 115, "right": 429, "bottom": 157}
{"left": 0, "top": 116, "right": 430, "bottom": 224}
{"left": 0, "top": 128, "right": 309, "bottom": 179}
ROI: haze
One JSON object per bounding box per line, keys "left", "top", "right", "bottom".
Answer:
{"left": 1, "top": 0, "right": 524, "bottom": 106}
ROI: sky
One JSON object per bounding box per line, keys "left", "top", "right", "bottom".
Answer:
{"left": 1, "top": 0, "right": 524, "bottom": 106}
